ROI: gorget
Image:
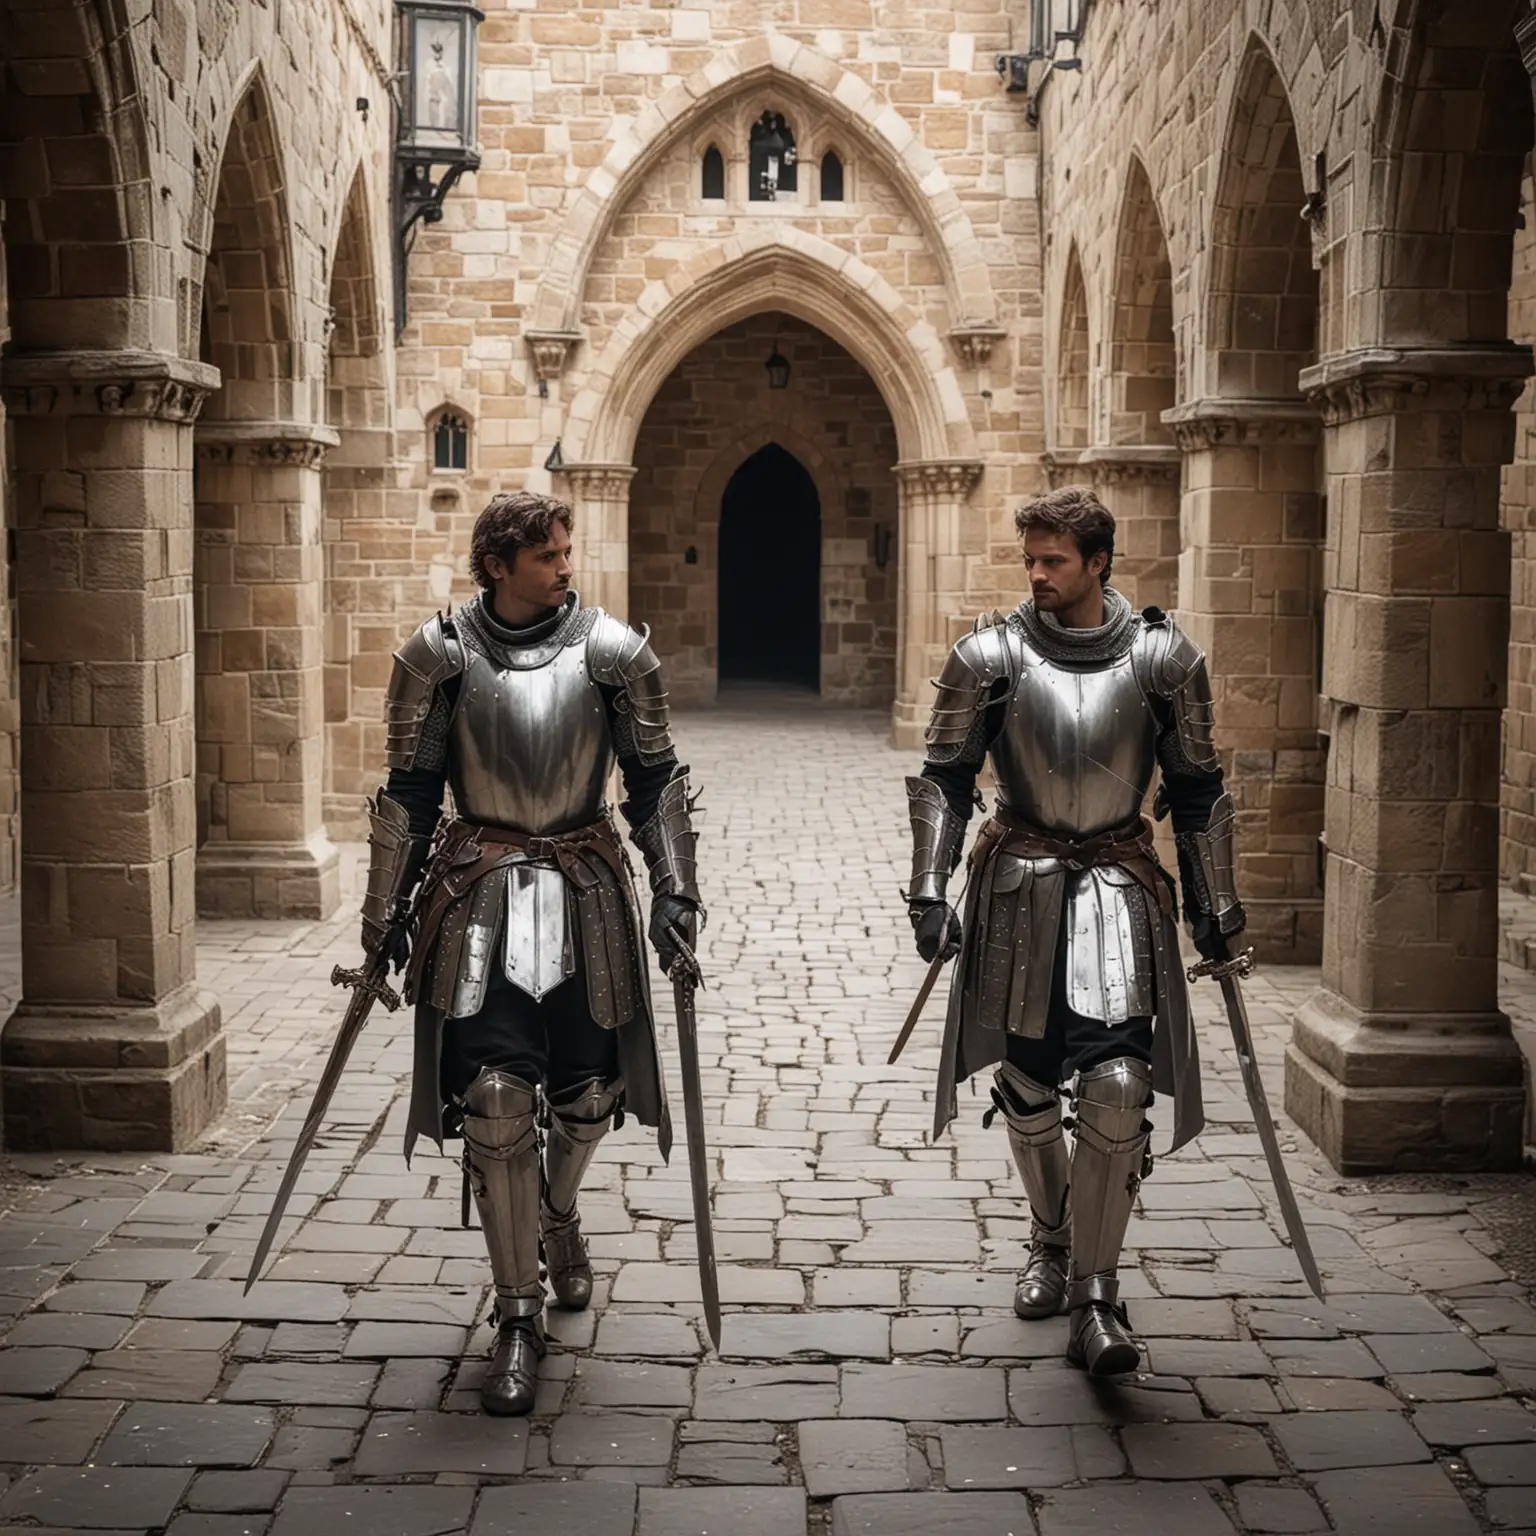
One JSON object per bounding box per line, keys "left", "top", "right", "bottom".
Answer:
{"left": 455, "top": 589, "right": 597, "bottom": 670}
{"left": 1014, "top": 585, "right": 1136, "bottom": 665}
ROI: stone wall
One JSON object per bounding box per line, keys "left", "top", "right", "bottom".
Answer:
{"left": 629, "top": 313, "right": 899, "bottom": 707}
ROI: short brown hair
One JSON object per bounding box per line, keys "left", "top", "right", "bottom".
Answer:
{"left": 1014, "top": 485, "right": 1115, "bottom": 584}
{"left": 469, "top": 491, "right": 574, "bottom": 588}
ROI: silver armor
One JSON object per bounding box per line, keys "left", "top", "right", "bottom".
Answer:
{"left": 542, "top": 1075, "right": 622, "bottom": 1310}
{"left": 461, "top": 1068, "right": 544, "bottom": 1321}
{"left": 906, "top": 775, "right": 966, "bottom": 904}
{"left": 361, "top": 791, "right": 431, "bottom": 950}
{"left": 1065, "top": 1057, "right": 1152, "bottom": 1376}
{"left": 389, "top": 594, "right": 684, "bottom": 1015}
{"left": 1177, "top": 790, "right": 1243, "bottom": 934}
{"left": 992, "top": 1062, "right": 1071, "bottom": 1319}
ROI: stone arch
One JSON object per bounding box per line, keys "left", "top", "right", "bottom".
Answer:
{"left": 530, "top": 35, "right": 998, "bottom": 336}
{"left": 1110, "top": 157, "right": 1176, "bottom": 446}
{"left": 693, "top": 419, "right": 845, "bottom": 546}
{"left": 1055, "top": 243, "right": 1090, "bottom": 450}
{"left": 0, "top": 0, "right": 154, "bottom": 349}
{"left": 1367, "top": 0, "right": 1531, "bottom": 346}
{"left": 568, "top": 227, "right": 972, "bottom": 467}
{"left": 1205, "top": 36, "right": 1319, "bottom": 399}
{"left": 198, "top": 67, "right": 298, "bottom": 423}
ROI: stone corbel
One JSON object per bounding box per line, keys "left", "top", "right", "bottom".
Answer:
{"left": 947, "top": 323, "right": 1008, "bottom": 369}
{"left": 0, "top": 349, "right": 221, "bottom": 422}
{"left": 1077, "top": 444, "right": 1183, "bottom": 486}
{"left": 1298, "top": 345, "right": 1534, "bottom": 425}
{"left": 1161, "top": 396, "right": 1321, "bottom": 452}
{"left": 194, "top": 420, "right": 342, "bottom": 470}
{"left": 894, "top": 459, "right": 985, "bottom": 502}
{"left": 526, "top": 330, "right": 585, "bottom": 383}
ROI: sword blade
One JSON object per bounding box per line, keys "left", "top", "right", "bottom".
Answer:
{"left": 1217, "top": 972, "right": 1327, "bottom": 1301}
{"left": 671, "top": 968, "right": 722, "bottom": 1351}
{"left": 887, "top": 951, "right": 947, "bottom": 1065}
{"left": 244, "top": 955, "right": 397, "bottom": 1293}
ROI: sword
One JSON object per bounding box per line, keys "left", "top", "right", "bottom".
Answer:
{"left": 887, "top": 950, "right": 948, "bottom": 1065}
{"left": 665, "top": 924, "right": 722, "bottom": 1351}
{"left": 244, "top": 950, "right": 403, "bottom": 1292}
{"left": 1187, "top": 946, "right": 1326, "bottom": 1301}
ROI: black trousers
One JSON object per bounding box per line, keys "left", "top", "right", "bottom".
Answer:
{"left": 1004, "top": 917, "right": 1154, "bottom": 1090}
{"left": 440, "top": 962, "right": 619, "bottom": 1104}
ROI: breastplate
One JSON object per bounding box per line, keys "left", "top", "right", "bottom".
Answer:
{"left": 989, "top": 628, "right": 1158, "bottom": 837}
{"left": 447, "top": 639, "right": 614, "bottom": 835}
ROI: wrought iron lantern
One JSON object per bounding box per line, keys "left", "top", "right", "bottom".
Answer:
{"left": 996, "top": 0, "right": 1087, "bottom": 121}
{"left": 764, "top": 344, "right": 791, "bottom": 390}
{"left": 393, "top": 0, "right": 484, "bottom": 333}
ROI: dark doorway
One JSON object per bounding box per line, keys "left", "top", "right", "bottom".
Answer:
{"left": 718, "top": 443, "right": 820, "bottom": 689}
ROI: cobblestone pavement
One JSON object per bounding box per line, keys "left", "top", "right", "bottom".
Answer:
{"left": 0, "top": 697, "right": 1534, "bottom": 1536}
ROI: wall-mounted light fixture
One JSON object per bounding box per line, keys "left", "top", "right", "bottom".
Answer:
{"left": 765, "top": 344, "right": 791, "bottom": 390}
{"left": 996, "top": 0, "right": 1089, "bottom": 124}
{"left": 393, "top": 0, "right": 484, "bottom": 335}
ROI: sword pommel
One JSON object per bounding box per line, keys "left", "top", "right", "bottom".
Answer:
{"left": 1186, "top": 945, "right": 1255, "bottom": 985}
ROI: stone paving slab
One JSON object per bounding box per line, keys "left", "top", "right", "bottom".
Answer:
{"left": 0, "top": 705, "right": 1531, "bottom": 1535}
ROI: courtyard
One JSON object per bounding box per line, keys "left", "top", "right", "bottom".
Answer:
{"left": 0, "top": 699, "right": 1530, "bottom": 1536}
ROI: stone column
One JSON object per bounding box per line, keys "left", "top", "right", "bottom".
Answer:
{"left": 892, "top": 459, "right": 985, "bottom": 751}
{"left": 558, "top": 463, "right": 636, "bottom": 622}
{"left": 1163, "top": 398, "right": 1326, "bottom": 963}
{"left": 1286, "top": 345, "right": 1533, "bottom": 1172}
{"left": 0, "top": 349, "right": 226, "bottom": 1151}
{"left": 192, "top": 422, "right": 341, "bottom": 921}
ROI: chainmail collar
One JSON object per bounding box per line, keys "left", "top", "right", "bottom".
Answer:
{"left": 1014, "top": 584, "right": 1138, "bottom": 665}
{"left": 456, "top": 589, "right": 593, "bottom": 670}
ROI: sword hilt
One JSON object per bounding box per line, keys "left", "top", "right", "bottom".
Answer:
{"left": 1186, "top": 945, "right": 1256, "bottom": 984}
{"left": 331, "top": 961, "right": 402, "bottom": 1013}
{"left": 664, "top": 924, "right": 705, "bottom": 989}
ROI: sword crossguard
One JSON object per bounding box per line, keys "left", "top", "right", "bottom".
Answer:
{"left": 1186, "top": 945, "right": 1256, "bottom": 984}
{"left": 330, "top": 962, "right": 402, "bottom": 1013}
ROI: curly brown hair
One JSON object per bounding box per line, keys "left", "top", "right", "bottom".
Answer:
{"left": 469, "top": 491, "right": 574, "bottom": 589}
{"left": 1013, "top": 484, "right": 1115, "bottom": 585}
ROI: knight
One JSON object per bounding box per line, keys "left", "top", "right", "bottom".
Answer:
{"left": 905, "top": 484, "right": 1244, "bottom": 1377}
{"left": 362, "top": 490, "right": 700, "bottom": 1415}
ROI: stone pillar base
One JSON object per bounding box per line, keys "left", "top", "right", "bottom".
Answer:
{"left": 196, "top": 837, "right": 342, "bottom": 920}
{"left": 1, "top": 986, "right": 226, "bottom": 1152}
{"left": 1285, "top": 989, "right": 1526, "bottom": 1174}
{"left": 891, "top": 702, "right": 925, "bottom": 753}
{"left": 1245, "top": 897, "right": 1323, "bottom": 965}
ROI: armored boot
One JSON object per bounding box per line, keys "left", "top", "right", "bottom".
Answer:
{"left": 541, "top": 1076, "right": 622, "bottom": 1311}
{"left": 462, "top": 1069, "right": 546, "bottom": 1415}
{"left": 1064, "top": 1058, "right": 1152, "bottom": 1378}
{"left": 992, "top": 1063, "right": 1071, "bottom": 1319}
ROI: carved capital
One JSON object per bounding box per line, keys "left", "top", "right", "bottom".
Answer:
{"left": 1040, "top": 449, "right": 1085, "bottom": 488}
{"left": 1, "top": 349, "right": 221, "bottom": 422}
{"left": 1298, "top": 345, "right": 1534, "bottom": 425}
{"left": 894, "top": 459, "right": 984, "bottom": 502}
{"left": 526, "top": 329, "right": 584, "bottom": 382}
{"left": 1081, "top": 445, "right": 1183, "bottom": 486}
{"left": 194, "top": 420, "right": 341, "bottom": 469}
{"left": 948, "top": 323, "right": 1008, "bottom": 369}
{"left": 557, "top": 461, "right": 637, "bottom": 501}
{"left": 1162, "top": 397, "right": 1321, "bottom": 451}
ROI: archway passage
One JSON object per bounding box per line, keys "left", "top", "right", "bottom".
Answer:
{"left": 719, "top": 444, "right": 821, "bottom": 690}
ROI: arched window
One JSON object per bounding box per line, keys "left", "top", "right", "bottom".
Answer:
{"left": 749, "top": 111, "right": 797, "bottom": 201}
{"left": 701, "top": 144, "right": 725, "bottom": 200}
{"left": 432, "top": 412, "right": 469, "bottom": 471}
{"left": 820, "top": 152, "right": 845, "bottom": 203}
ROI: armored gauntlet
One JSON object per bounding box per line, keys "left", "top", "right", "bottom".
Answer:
{"left": 360, "top": 791, "right": 432, "bottom": 964}
{"left": 1174, "top": 790, "right": 1246, "bottom": 960}
{"left": 633, "top": 767, "right": 701, "bottom": 971}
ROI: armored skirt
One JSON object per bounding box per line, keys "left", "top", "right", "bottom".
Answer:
{"left": 931, "top": 812, "right": 1204, "bottom": 1152}
{"left": 401, "top": 814, "right": 671, "bottom": 1161}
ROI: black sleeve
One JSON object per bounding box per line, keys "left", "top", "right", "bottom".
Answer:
{"left": 1153, "top": 699, "right": 1226, "bottom": 835}
{"left": 599, "top": 681, "right": 680, "bottom": 832}
{"left": 383, "top": 769, "right": 448, "bottom": 839}
{"left": 920, "top": 678, "right": 1010, "bottom": 822}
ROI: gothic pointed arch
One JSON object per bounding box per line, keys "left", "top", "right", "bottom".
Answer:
{"left": 1110, "top": 157, "right": 1176, "bottom": 445}
{"left": 1056, "top": 243, "right": 1090, "bottom": 450}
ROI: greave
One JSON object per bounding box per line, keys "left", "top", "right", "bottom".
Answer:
{"left": 1065, "top": 1057, "right": 1153, "bottom": 1376}
{"left": 462, "top": 1069, "right": 544, "bottom": 1322}
{"left": 992, "top": 1063, "right": 1071, "bottom": 1319}
{"left": 541, "top": 1076, "right": 621, "bottom": 1310}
